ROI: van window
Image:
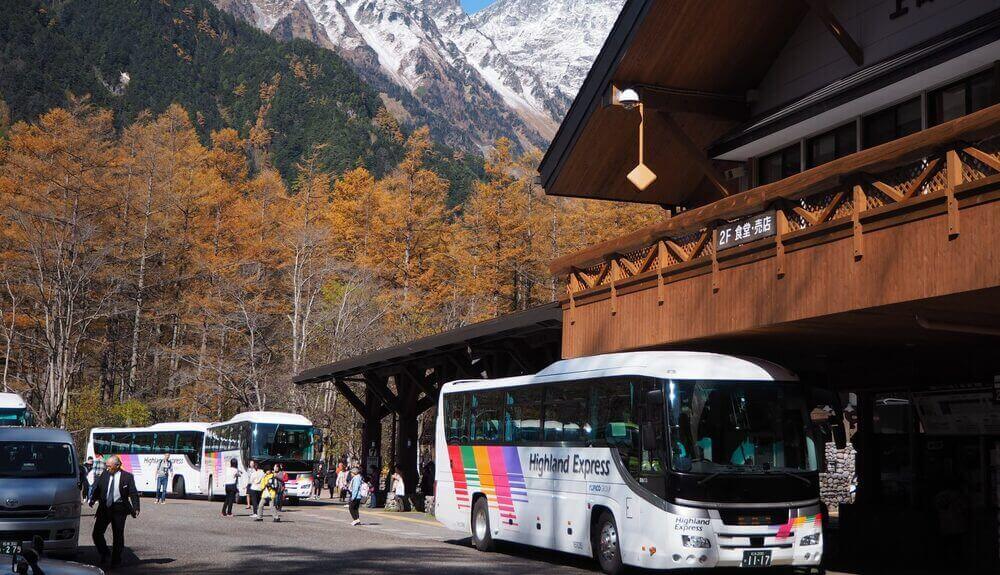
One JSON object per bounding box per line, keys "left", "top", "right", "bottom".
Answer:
{"left": 0, "top": 442, "right": 75, "bottom": 477}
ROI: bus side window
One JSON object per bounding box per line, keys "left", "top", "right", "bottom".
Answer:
{"left": 594, "top": 378, "right": 640, "bottom": 476}
{"left": 508, "top": 386, "right": 542, "bottom": 443}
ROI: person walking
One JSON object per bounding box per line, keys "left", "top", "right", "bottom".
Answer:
{"left": 348, "top": 467, "right": 363, "bottom": 526}
{"left": 391, "top": 466, "right": 406, "bottom": 511}
{"left": 326, "top": 462, "right": 340, "bottom": 499}
{"left": 221, "top": 458, "right": 241, "bottom": 517}
{"left": 82, "top": 456, "right": 94, "bottom": 501}
{"left": 336, "top": 465, "right": 349, "bottom": 502}
{"left": 367, "top": 465, "right": 379, "bottom": 509}
{"left": 90, "top": 454, "right": 106, "bottom": 501}
{"left": 155, "top": 453, "right": 172, "bottom": 504}
{"left": 313, "top": 463, "right": 325, "bottom": 499}
{"left": 89, "top": 455, "right": 140, "bottom": 567}
{"left": 247, "top": 461, "right": 264, "bottom": 516}
{"left": 274, "top": 464, "right": 288, "bottom": 512}
{"left": 256, "top": 464, "right": 284, "bottom": 522}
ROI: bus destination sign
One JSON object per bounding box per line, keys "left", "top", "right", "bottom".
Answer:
{"left": 715, "top": 210, "right": 776, "bottom": 252}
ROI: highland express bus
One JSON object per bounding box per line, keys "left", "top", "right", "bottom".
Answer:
{"left": 435, "top": 351, "right": 841, "bottom": 573}
{"left": 0, "top": 392, "right": 34, "bottom": 426}
{"left": 202, "top": 412, "right": 320, "bottom": 503}
{"left": 86, "top": 422, "right": 210, "bottom": 498}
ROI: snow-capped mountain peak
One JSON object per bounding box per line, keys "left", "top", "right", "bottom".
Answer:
{"left": 214, "top": 0, "right": 623, "bottom": 151}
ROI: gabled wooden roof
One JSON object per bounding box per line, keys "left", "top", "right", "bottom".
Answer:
{"left": 538, "top": 0, "right": 806, "bottom": 207}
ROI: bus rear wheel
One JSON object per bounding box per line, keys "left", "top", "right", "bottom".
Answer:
{"left": 173, "top": 476, "right": 187, "bottom": 499}
{"left": 594, "top": 511, "right": 624, "bottom": 575}
{"left": 471, "top": 497, "right": 494, "bottom": 552}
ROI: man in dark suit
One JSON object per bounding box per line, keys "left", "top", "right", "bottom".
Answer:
{"left": 88, "top": 455, "right": 140, "bottom": 566}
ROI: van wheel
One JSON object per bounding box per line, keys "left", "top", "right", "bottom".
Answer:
{"left": 594, "top": 511, "right": 624, "bottom": 575}
{"left": 173, "top": 476, "right": 186, "bottom": 499}
{"left": 471, "top": 497, "right": 494, "bottom": 552}
{"left": 208, "top": 478, "right": 215, "bottom": 501}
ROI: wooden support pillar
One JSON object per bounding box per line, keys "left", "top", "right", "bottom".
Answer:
{"left": 775, "top": 207, "right": 788, "bottom": 278}
{"left": 945, "top": 149, "right": 962, "bottom": 238}
{"left": 396, "top": 407, "right": 419, "bottom": 497}
{"left": 360, "top": 389, "right": 384, "bottom": 492}
{"left": 710, "top": 228, "right": 720, "bottom": 293}
{"left": 656, "top": 240, "right": 667, "bottom": 305}
{"left": 852, "top": 184, "right": 867, "bottom": 260}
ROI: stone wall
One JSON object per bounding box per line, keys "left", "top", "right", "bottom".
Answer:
{"left": 820, "top": 441, "right": 856, "bottom": 509}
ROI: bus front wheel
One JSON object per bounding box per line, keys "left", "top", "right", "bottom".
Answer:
{"left": 173, "top": 476, "right": 187, "bottom": 499}
{"left": 471, "top": 497, "right": 494, "bottom": 552}
{"left": 594, "top": 511, "right": 624, "bottom": 575}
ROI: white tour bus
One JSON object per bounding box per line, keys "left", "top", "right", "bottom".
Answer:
{"left": 202, "top": 412, "right": 320, "bottom": 502}
{"left": 87, "top": 422, "right": 210, "bottom": 498}
{"left": 0, "top": 392, "right": 34, "bottom": 426}
{"left": 435, "top": 351, "right": 840, "bottom": 573}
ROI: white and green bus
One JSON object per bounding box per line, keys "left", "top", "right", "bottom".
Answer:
{"left": 202, "top": 412, "right": 321, "bottom": 502}
{"left": 435, "top": 351, "right": 838, "bottom": 573}
{"left": 0, "top": 392, "right": 34, "bottom": 426}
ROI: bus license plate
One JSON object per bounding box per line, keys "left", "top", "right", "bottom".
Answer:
{"left": 740, "top": 550, "right": 772, "bottom": 568}
{"left": 0, "top": 541, "right": 20, "bottom": 555}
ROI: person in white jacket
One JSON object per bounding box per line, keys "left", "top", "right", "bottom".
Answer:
{"left": 247, "top": 460, "right": 265, "bottom": 518}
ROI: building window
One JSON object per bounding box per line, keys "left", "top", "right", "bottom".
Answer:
{"left": 758, "top": 144, "right": 801, "bottom": 185}
{"left": 807, "top": 122, "right": 857, "bottom": 168}
{"left": 863, "top": 97, "right": 921, "bottom": 148}
{"left": 928, "top": 70, "right": 997, "bottom": 126}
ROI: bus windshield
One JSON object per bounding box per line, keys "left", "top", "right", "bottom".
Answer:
{"left": 0, "top": 408, "right": 31, "bottom": 426}
{"left": 667, "top": 380, "right": 817, "bottom": 474}
{"left": 251, "top": 424, "right": 317, "bottom": 462}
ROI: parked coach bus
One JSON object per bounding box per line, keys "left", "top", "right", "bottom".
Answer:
{"left": 0, "top": 392, "right": 34, "bottom": 426}
{"left": 87, "top": 422, "right": 209, "bottom": 498}
{"left": 435, "top": 351, "right": 840, "bottom": 574}
{"left": 203, "top": 412, "right": 320, "bottom": 503}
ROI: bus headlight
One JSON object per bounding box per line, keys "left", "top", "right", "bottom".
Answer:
{"left": 52, "top": 502, "right": 81, "bottom": 518}
{"left": 799, "top": 533, "right": 821, "bottom": 546}
{"left": 682, "top": 535, "right": 712, "bottom": 549}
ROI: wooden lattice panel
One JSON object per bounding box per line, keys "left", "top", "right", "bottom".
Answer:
{"left": 564, "top": 133, "right": 1000, "bottom": 298}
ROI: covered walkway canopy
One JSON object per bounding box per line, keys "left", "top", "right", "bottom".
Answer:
{"left": 293, "top": 303, "right": 562, "bottom": 493}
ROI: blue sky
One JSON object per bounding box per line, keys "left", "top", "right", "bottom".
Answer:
{"left": 461, "top": 0, "right": 494, "bottom": 13}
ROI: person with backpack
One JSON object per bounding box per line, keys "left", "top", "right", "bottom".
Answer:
{"left": 348, "top": 467, "right": 363, "bottom": 526}
{"left": 256, "top": 465, "right": 284, "bottom": 522}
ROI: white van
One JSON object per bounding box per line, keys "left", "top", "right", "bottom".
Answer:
{"left": 0, "top": 428, "right": 82, "bottom": 556}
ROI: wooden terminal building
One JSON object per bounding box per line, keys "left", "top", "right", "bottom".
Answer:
{"left": 539, "top": 0, "right": 1000, "bottom": 572}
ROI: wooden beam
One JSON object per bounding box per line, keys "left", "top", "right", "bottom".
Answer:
{"left": 363, "top": 371, "right": 400, "bottom": 413}
{"left": 635, "top": 84, "right": 748, "bottom": 121}
{"left": 400, "top": 365, "right": 438, "bottom": 399}
{"left": 550, "top": 104, "right": 1000, "bottom": 275}
{"left": 332, "top": 377, "right": 366, "bottom": 415}
{"left": 963, "top": 146, "right": 1000, "bottom": 173}
{"left": 904, "top": 157, "right": 941, "bottom": 198}
{"left": 658, "top": 111, "right": 731, "bottom": 200}
{"left": 805, "top": 0, "right": 863, "bottom": 66}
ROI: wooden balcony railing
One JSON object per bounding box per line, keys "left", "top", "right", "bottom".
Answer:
{"left": 554, "top": 104, "right": 1000, "bottom": 303}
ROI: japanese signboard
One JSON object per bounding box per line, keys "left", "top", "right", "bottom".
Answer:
{"left": 715, "top": 210, "right": 776, "bottom": 252}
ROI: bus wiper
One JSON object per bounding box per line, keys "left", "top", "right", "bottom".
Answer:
{"left": 767, "top": 469, "right": 811, "bottom": 485}
{"left": 697, "top": 472, "right": 722, "bottom": 485}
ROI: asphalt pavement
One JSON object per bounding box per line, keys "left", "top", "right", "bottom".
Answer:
{"left": 75, "top": 495, "right": 600, "bottom": 574}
